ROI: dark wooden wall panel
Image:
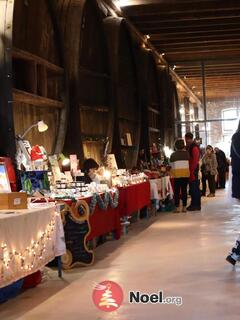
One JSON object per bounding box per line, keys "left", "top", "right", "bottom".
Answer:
{"left": 104, "top": 17, "right": 140, "bottom": 169}
{"left": 12, "top": 0, "right": 66, "bottom": 154}
{"left": 55, "top": 0, "right": 113, "bottom": 164}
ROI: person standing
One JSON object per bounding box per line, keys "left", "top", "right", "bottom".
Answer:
{"left": 200, "top": 147, "right": 207, "bottom": 196}
{"left": 231, "top": 121, "right": 240, "bottom": 199}
{"left": 202, "top": 145, "right": 218, "bottom": 197}
{"left": 185, "top": 132, "right": 201, "bottom": 211}
{"left": 170, "top": 138, "right": 190, "bottom": 213}
{"left": 214, "top": 147, "right": 227, "bottom": 189}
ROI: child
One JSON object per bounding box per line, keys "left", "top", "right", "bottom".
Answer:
{"left": 170, "top": 139, "right": 190, "bottom": 213}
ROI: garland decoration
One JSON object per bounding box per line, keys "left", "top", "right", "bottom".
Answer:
{"left": 89, "top": 190, "right": 119, "bottom": 214}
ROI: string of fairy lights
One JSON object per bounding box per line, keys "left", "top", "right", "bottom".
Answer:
{"left": 0, "top": 212, "right": 58, "bottom": 283}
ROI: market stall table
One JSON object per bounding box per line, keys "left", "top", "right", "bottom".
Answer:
{"left": 58, "top": 192, "right": 121, "bottom": 241}
{"left": 0, "top": 203, "right": 66, "bottom": 289}
{"left": 118, "top": 181, "right": 151, "bottom": 217}
{"left": 150, "top": 176, "right": 174, "bottom": 210}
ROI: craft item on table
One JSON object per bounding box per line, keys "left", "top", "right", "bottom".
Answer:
{"left": 70, "top": 155, "right": 78, "bottom": 175}
{"left": 106, "top": 154, "right": 118, "bottom": 172}
{"left": 89, "top": 190, "right": 119, "bottom": 214}
{"left": 88, "top": 182, "right": 109, "bottom": 194}
{"left": 48, "top": 155, "right": 62, "bottom": 183}
{"left": 30, "top": 145, "right": 47, "bottom": 162}
{"left": 103, "top": 137, "right": 110, "bottom": 159}
{"left": 20, "top": 171, "right": 50, "bottom": 195}
{"left": 16, "top": 139, "right": 32, "bottom": 170}
{"left": 116, "top": 169, "right": 126, "bottom": 176}
{"left": 0, "top": 163, "right": 11, "bottom": 193}
{"left": 64, "top": 171, "right": 73, "bottom": 183}
{"left": 30, "top": 145, "right": 48, "bottom": 170}
{"left": 59, "top": 200, "right": 94, "bottom": 269}
{"left": 112, "top": 172, "right": 147, "bottom": 187}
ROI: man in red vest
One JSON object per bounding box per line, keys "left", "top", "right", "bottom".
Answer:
{"left": 185, "top": 132, "right": 201, "bottom": 211}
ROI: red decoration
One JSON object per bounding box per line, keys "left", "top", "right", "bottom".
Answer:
{"left": 30, "top": 145, "right": 44, "bottom": 161}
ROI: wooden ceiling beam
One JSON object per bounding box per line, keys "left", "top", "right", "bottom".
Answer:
{"left": 166, "top": 58, "right": 240, "bottom": 65}
{"left": 188, "top": 75, "right": 240, "bottom": 80}
{"left": 156, "top": 46, "right": 240, "bottom": 55}
{"left": 123, "top": 1, "right": 240, "bottom": 16}
{"left": 177, "top": 68, "right": 240, "bottom": 74}
{"left": 138, "top": 18, "right": 240, "bottom": 32}
{"left": 130, "top": 10, "right": 240, "bottom": 23}
{"left": 156, "top": 40, "right": 240, "bottom": 49}
{"left": 150, "top": 31, "right": 240, "bottom": 42}
{"left": 141, "top": 21, "right": 240, "bottom": 36}
{"left": 175, "top": 63, "right": 240, "bottom": 69}
{"left": 166, "top": 53, "right": 240, "bottom": 62}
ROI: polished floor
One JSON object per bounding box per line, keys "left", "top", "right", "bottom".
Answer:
{"left": 1, "top": 184, "right": 240, "bottom": 320}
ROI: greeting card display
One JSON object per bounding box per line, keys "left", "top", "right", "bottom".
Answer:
{"left": 20, "top": 170, "right": 50, "bottom": 195}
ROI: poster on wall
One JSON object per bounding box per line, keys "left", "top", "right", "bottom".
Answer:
{"left": 0, "top": 163, "right": 11, "bottom": 193}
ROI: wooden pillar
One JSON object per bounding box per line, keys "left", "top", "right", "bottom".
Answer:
{"left": 0, "top": 0, "right": 16, "bottom": 159}
{"left": 201, "top": 61, "right": 208, "bottom": 146}
{"left": 184, "top": 96, "right": 190, "bottom": 133}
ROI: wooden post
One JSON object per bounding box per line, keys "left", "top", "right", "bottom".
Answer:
{"left": 201, "top": 61, "right": 208, "bottom": 146}
{"left": 0, "top": 0, "right": 16, "bottom": 160}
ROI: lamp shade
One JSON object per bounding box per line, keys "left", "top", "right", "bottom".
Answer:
{"left": 37, "top": 121, "right": 48, "bottom": 132}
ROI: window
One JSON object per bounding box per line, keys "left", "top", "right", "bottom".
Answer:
{"left": 222, "top": 108, "right": 239, "bottom": 133}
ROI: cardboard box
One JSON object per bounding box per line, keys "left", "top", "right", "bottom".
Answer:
{"left": 0, "top": 192, "right": 28, "bottom": 210}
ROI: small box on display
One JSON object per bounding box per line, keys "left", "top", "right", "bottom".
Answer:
{"left": 0, "top": 192, "right": 28, "bottom": 210}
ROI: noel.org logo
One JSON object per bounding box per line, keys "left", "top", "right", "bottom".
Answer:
{"left": 93, "top": 281, "right": 183, "bottom": 312}
{"left": 92, "top": 281, "right": 124, "bottom": 312}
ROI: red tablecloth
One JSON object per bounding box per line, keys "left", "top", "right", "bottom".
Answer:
{"left": 118, "top": 181, "right": 151, "bottom": 217}
{"left": 62, "top": 196, "right": 121, "bottom": 241}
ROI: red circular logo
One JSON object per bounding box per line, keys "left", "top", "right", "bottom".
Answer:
{"left": 92, "top": 280, "right": 124, "bottom": 312}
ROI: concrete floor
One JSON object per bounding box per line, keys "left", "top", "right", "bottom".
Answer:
{"left": 1, "top": 184, "right": 240, "bottom": 320}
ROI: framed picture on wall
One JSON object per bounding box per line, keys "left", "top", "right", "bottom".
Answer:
{"left": 0, "top": 163, "right": 11, "bottom": 193}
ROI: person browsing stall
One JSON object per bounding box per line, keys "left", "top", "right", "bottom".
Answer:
{"left": 170, "top": 139, "right": 190, "bottom": 213}
{"left": 185, "top": 132, "right": 201, "bottom": 211}
{"left": 202, "top": 145, "right": 218, "bottom": 197}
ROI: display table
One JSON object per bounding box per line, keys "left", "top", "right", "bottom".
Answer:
{"left": 150, "top": 176, "right": 174, "bottom": 201}
{"left": 0, "top": 203, "right": 66, "bottom": 288}
{"left": 54, "top": 182, "right": 150, "bottom": 242}
{"left": 87, "top": 203, "right": 121, "bottom": 241}
{"left": 59, "top": 195, "right": 121, "bottom": 241}
{"left": 150, "top": 176, "right": 174, "bottom": 210}
{"left": 118, "top": 181, "right": 151, "bottom": 217}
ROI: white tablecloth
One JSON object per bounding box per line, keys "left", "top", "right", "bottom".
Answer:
{"left": 150, "top": 176, "right": 174, "bottom": 201}
{"left": 0, "top": 203, "right": 66, "bottom": 288}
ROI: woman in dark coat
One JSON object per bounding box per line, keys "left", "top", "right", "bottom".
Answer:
{"left": 215, "top": 147, "right": 228, "bottom": 189}
{"left": 231, "top": 121, "right": 240, "bottom": 199}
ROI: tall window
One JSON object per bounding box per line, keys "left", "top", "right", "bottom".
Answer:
{"left": 222, "top": 108, "right": 239, "bottom": 133}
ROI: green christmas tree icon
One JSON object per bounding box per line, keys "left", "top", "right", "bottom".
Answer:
{"left": 99, "top": 284, "right": 118, "bottom": 309}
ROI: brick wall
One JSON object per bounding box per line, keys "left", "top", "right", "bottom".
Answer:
{"left": 205, "top": 100, "right": 240, "bottom": 153}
